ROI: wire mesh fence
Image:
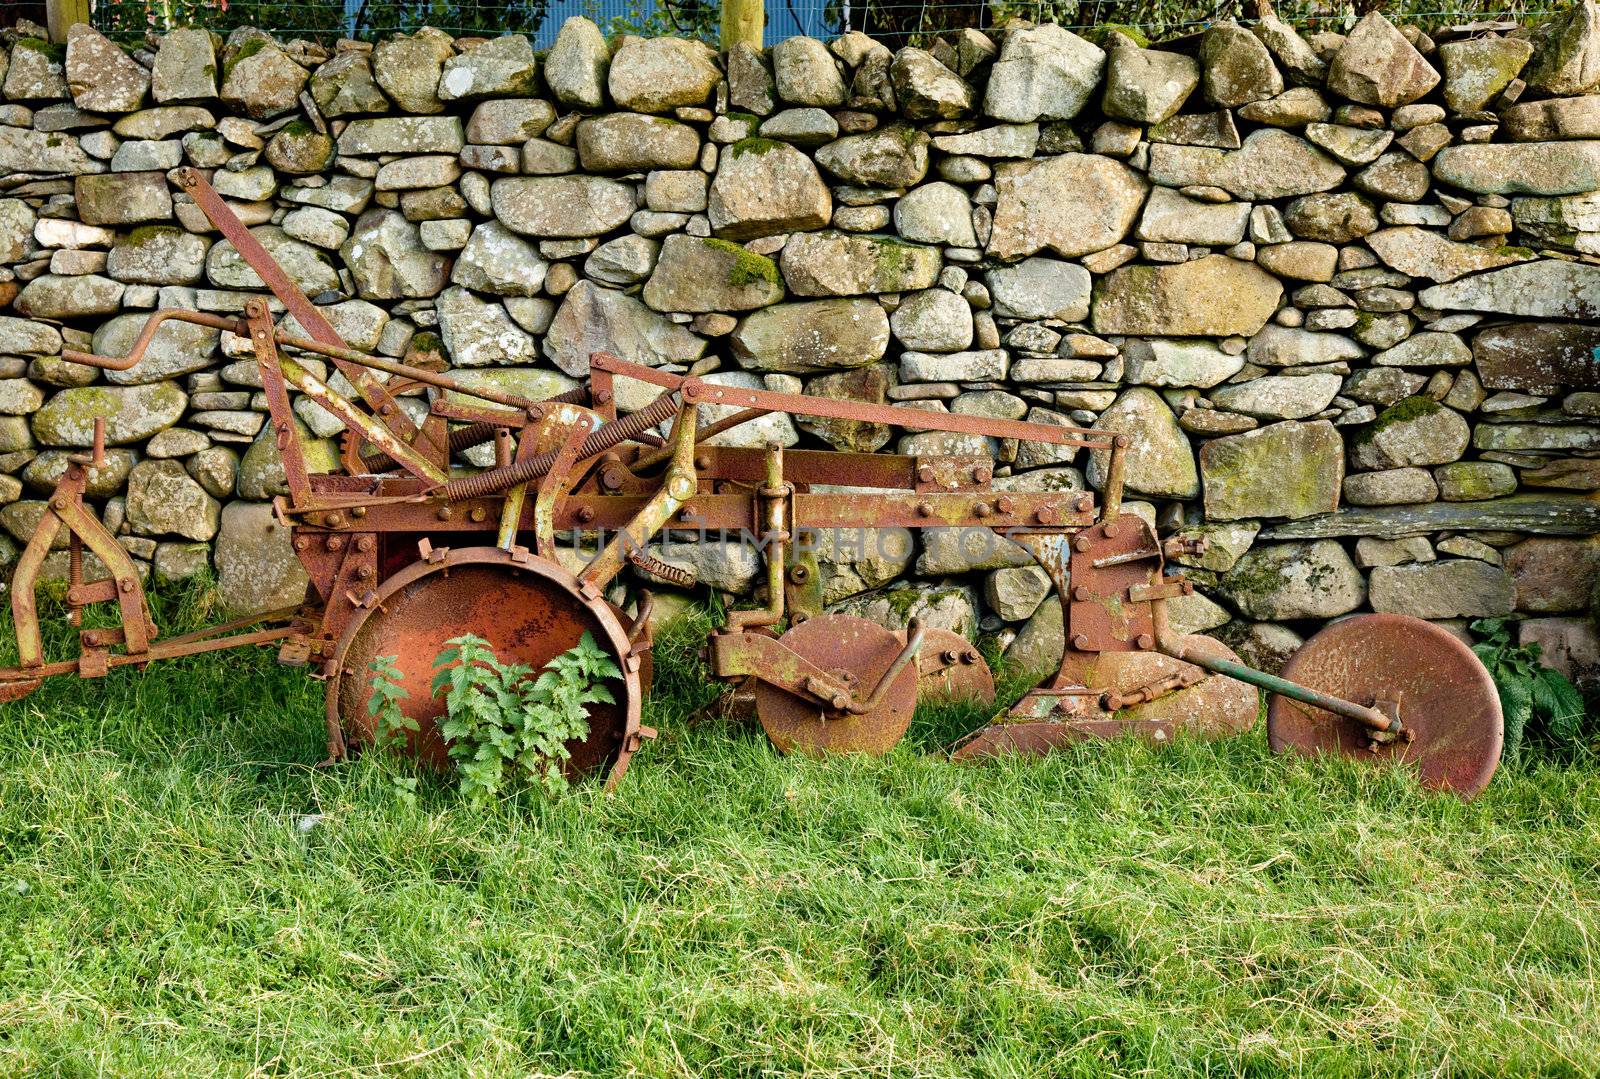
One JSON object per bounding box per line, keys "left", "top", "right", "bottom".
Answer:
{"left": 86, "top": 0, "right": 1563, "bottom": 49}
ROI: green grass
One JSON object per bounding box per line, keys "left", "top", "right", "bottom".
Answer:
{"left": 1, "top": 592, "right": 1599, "bottom": 1076}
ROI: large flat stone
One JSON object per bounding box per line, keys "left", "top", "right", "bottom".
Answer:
{"left": 1420, "top": 260, "right": 1600, "bottom": 318}
{"left": 491, "top": 176, "right": 636, "bottom": 237}
{"left": 1200, "top": 420, "right": 1343, "bottom": 521}
{"left": 731, "top": 298, "right": 889, "bottom": 373}
{"left": 1091, "top": 255, "right": 1282, "bottom": 336}
{"left": 1432, "top": 141, "right": 1600, "bottom": 195}
{"left": 987, "top": 152, "right": 1147, "bottom": 259}
{"left": 1472, "top": 323, "right": 1600, "bottom": 393}
{"left": 1261, "top": 495, "right": 1600, "bottom": 538}
{"left": 1364, "top": 226, "right": 1532, "bottom": 283}
{"left": 1368, "top": 560, "right": 1515, "bottom": 619}
{"left": 1146, "top": 129, "right": 1345, "bottom": 200}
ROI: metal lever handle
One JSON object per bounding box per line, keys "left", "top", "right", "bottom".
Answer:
{"left": 60, "top": 309, "right": 243, "bottom": 371}
{"left": 66, "top": 417, "right": 107, "bottom": 469}
{"left": 844, "top": 617, "right": 926, "bottom": 715}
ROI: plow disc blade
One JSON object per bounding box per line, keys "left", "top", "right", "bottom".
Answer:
{"left": 917, "top": 627, "right": 996, "bottom": 707}
{"left": 755, "top": 614, "right": 919, "bottom": 756}
{"left": 950, "top": 634, "right": 1257, "bottom": 760}
{"left": 1267, "top": 613, "right": 1502, "bottom": 799}
{"left": 334, "top": 549, "right": 645, "bottom": 784}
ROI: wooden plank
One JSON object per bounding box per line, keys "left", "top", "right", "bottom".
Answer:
{"left": 721, "top": 0, "right": 763, "bottom": 52}
{"left": 46, "top": 0, "right": 90, "bottom": 43}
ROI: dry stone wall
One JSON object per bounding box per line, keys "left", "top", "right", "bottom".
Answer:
{"left": 1, "top": 12, "right": 1598, "bottom": 679}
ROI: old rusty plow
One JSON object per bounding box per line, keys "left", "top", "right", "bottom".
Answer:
{"left": 0, "top": 169, "right": 1505, "bottom": 799}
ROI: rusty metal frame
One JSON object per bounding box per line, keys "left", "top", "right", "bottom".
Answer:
{"left": 0, "top": 216, "right": 1505, "bottom": 798}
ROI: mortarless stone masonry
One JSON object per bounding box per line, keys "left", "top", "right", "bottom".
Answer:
{"left": 0, "top": 12, "right": 1598, "bottom": 681}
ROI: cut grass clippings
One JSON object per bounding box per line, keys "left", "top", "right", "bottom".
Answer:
{"left": 0, "top": 591, "right": 1597, "bottom": 1076}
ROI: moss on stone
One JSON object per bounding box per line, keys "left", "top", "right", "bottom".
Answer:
{"left": 1089, "top": 24, "right": 1151, "bottom": 48}
{"left": 1353, "top": 394, "right": 1442, "bottom": 449}
{"left": 16, "top": 37, "right": 66, "bottom": 62}
{"left": 221, "top": 37, "right": 269, "bottom": 84}
{"left": 728, "top": 137, "right": 784, "bottom": 159}
{"left": 123, "top": 225, "right": 181, "bottom": 249}
{"left": 701, "top": 237, "right": 779, "bottom": 288}
{"left": 280, "top": 119, "right": 315, "bottom": 138}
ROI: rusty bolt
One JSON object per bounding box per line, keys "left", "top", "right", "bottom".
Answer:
{"left": 51, "top": 498, "right": 65, "bottom": 510}
{"left": 788, "top": 564, "right": 810, "bottom": 583}
{"left": 917, "top": 465, "right": 936, "bottom": 483}
{"left": 595, "top": 389, "right": 612, "bottom": 404}
{"left": 356, "top": 536, "right": 375, "bottom": 552}
{"left": 119, "top": 578, "right": 134, "bottom": 594}
{"left": 942, "top": 649, "right": 960, "bottom": 664}
{"left": 1073, "top": 585, "right": 1090, "bottom": 601}
{"left": 1073, "top": 535, "right": 1091, "bottom": 552}
{"left": 916, "top": 502, "right": 934, "bottom": 517}
{"left": 1035, "top": 506, "right": 1058, "bottom": 525}
{"left": 695, "top": 454, "right": 711, "bottom": 470}
{"left": 1072, "top": 634, "right": 1090, "bottom": 650}
{"left": 293, "top": 537, "right": 308, "bottom": 551}
{"left": 1136, "top": 634, "right": 1154, "bottom": 650}
{"left": 974, "top": 502, "right": 992, "bottom": 518}
{"left": 1104, "top": 522, "right": 1119, "bottom": 538}
{"left": 436, "top": 506, "right": 453, "bottom": 521}
{"left": 326, "top": 512, "right": 345, "bottom": 529}
{"left": 996, "top": 496, "right": 1015, "bottom": 514}
{"left": 577, "top": 506, "right": 596, "bottom": 523}
{"left": 1115, "top": 435, "right": 1131, "bottom": 448}
{"left": 357, "top": 565, "right": 374, "bottom": 579}
{"left": 351, "top": 506, "right": 367, "bottom": 519}
{"left": 379, "top": 403, "right": 393, "bottom": 416}
{"left": 327, "top": 536, "right": 344, "bottom": 551}
{"left": 600, "top": 466, "right": 625, "bottom": 490}
{"left": 679, "top": 506, "right": 696, "bottom": 522}
{"left": 1075, "top": 495, "right": 1094, "bottom": 513}
{"left": 973, "top": 465, "right": 992, "bottom": 483}
{"left": 469, "top": 507, "right": 487, "bottom": 523}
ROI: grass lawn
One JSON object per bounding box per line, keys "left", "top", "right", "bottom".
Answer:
{"left": 1, "top": 592, "right": 1598, "bottom": 1077}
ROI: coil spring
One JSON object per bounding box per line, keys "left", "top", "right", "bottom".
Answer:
{"left": 627, "top": 548, "right": 696, "bottom": 588}
{"left": 357, "top": 386, "right": 593, "bottom": 473}
{"left": 437, "top": 390, "right": 682, "bottom": 502}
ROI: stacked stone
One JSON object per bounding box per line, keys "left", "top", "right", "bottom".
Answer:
{"left": 0, "top": 13, "right": 1596, "bottom": 681}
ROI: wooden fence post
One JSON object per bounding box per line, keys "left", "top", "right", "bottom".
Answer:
{"left": 721, "top": 0, "right": 764, "bottom": 52}
{"left": 46, "top": 0, "right": 91, "bottom": 43}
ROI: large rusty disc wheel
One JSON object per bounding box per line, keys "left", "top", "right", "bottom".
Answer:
{"left": 332, "top": 547, "right": 645, "bottom": 785}
{"left": 1268, "top": 613, "right": 1503, "bottom": 799}
{"left": 755, "top": 614, "right": 919, "bottom": 756}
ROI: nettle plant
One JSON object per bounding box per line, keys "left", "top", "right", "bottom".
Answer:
{"left": 1470, "top": 618, "right": 1588, "bottom": 763}
{"left": 368, "top": 632, "right": 621, "bottom": 801}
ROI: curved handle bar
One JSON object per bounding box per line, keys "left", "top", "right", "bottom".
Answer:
{"left": 61, "top": 309, "right": 242, "bottom": 371}
{"left": 54, "top": 306, "right": 548, "bottom": 414}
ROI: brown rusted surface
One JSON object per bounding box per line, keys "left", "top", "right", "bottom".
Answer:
{"left": 952, "top": 635, "right": 1256, "bottom": 760}
{"left": 917, "top": 627, "right": 996, "bottom": 707}
{"left": 1267, "top": 614, "right": 1503, "bottom": 799}
{"left": 754, "top": 614, "right": 919, "bottom": 756}
{"left": 331, "top": 546, "right": 646, "bottom": 785}
{"left": 1067, "top": 515, "right": 1164, "bottom": 654}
